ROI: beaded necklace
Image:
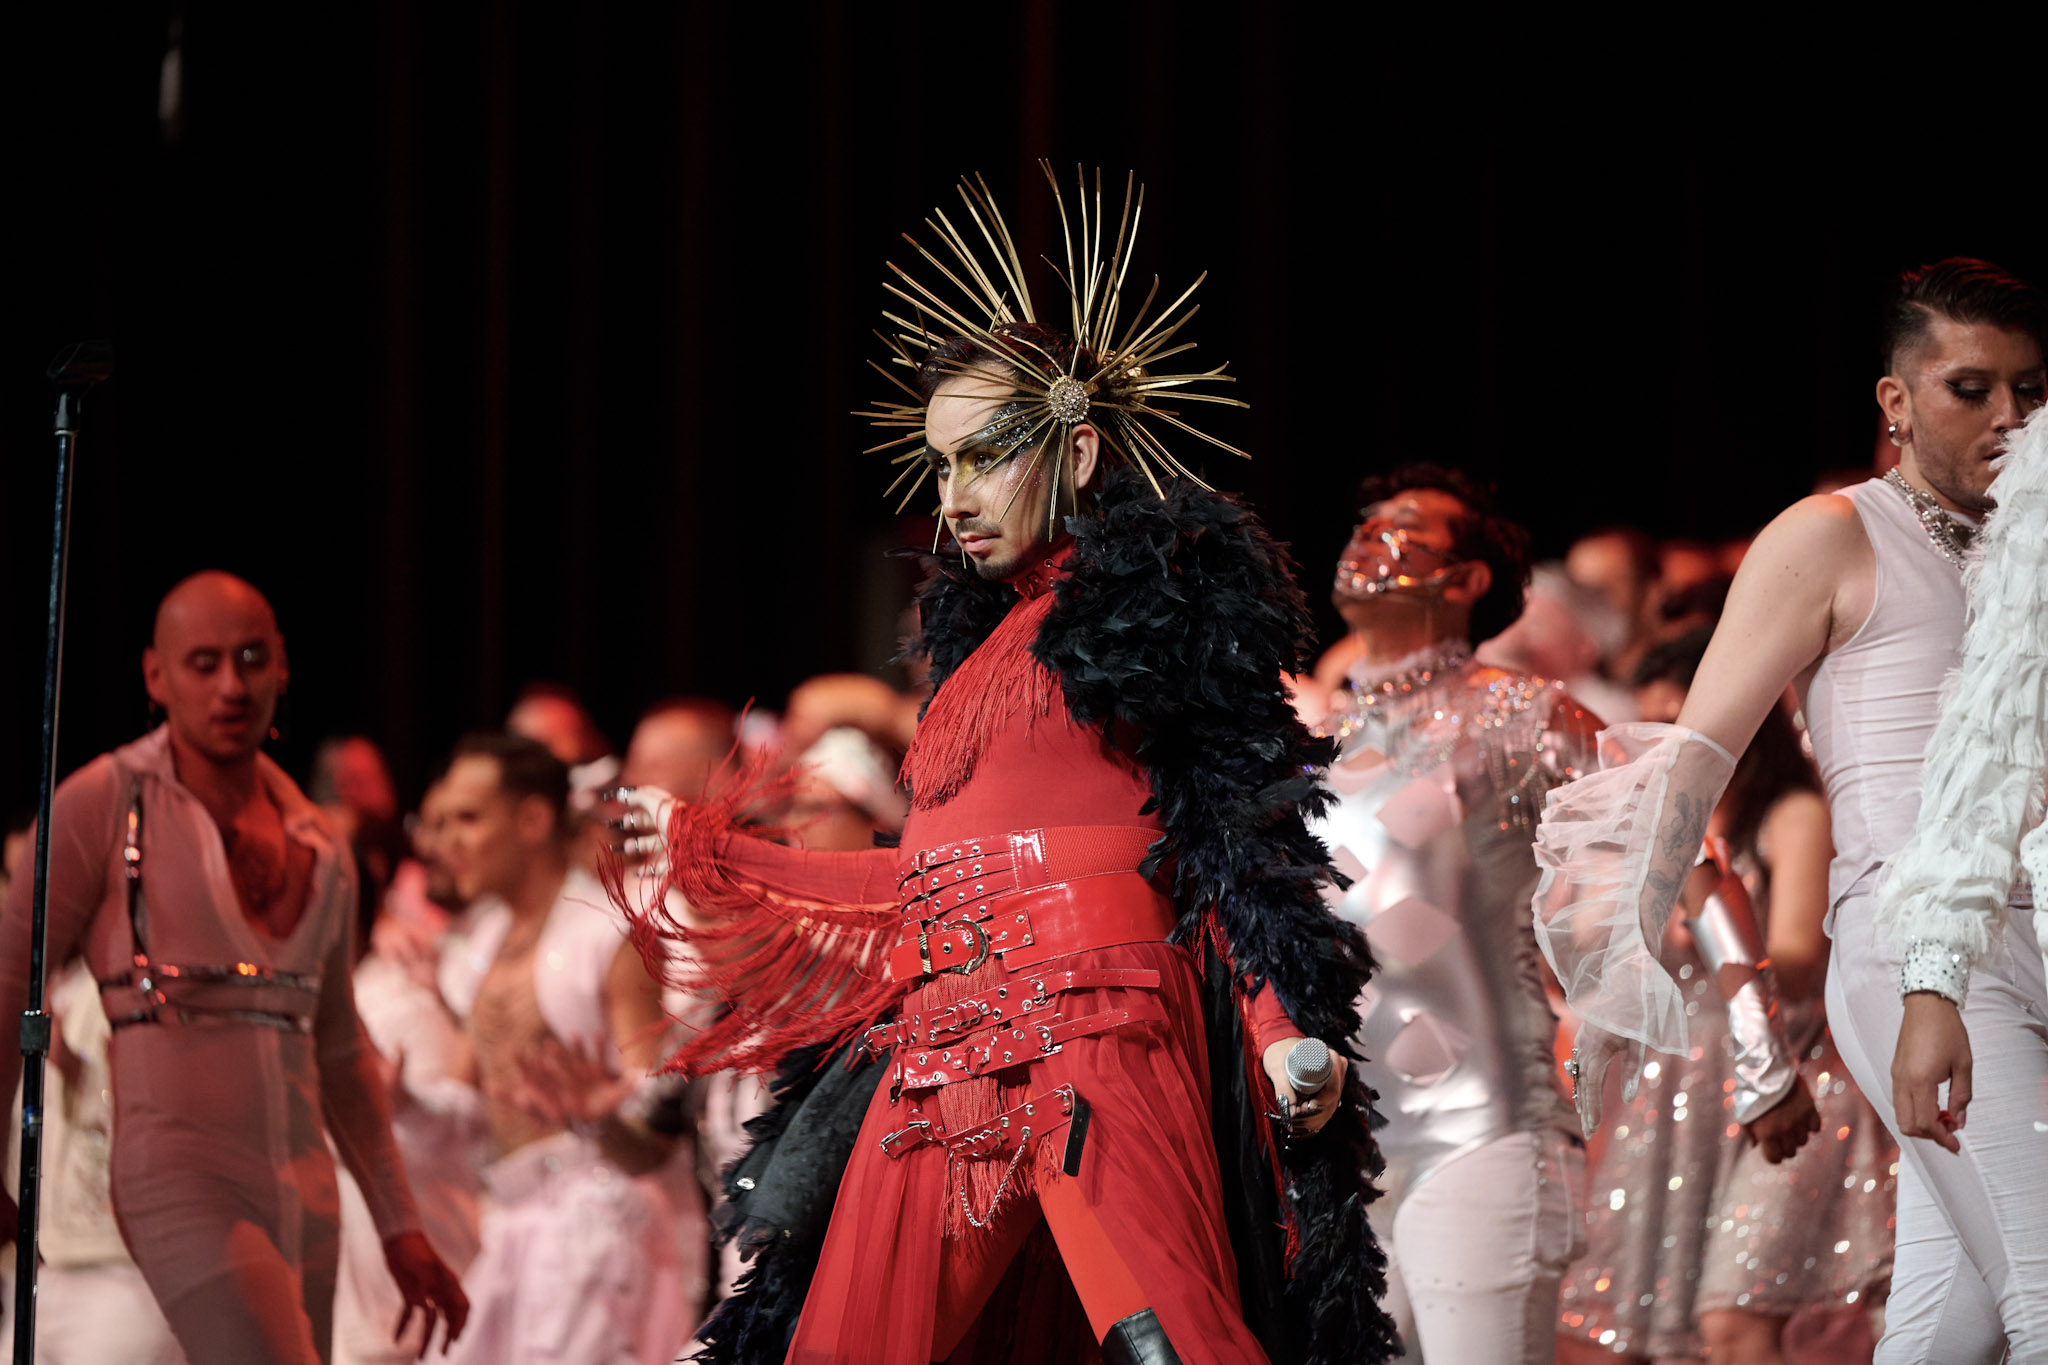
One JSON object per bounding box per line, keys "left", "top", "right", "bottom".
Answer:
{"left": 1322, "top": 641, "right": 1576, "bottom": 833}
{"left": 1324, "top": 641, "right": 1475, "bottom": 750}
{"left": 1883, "top": 468, "right": 1975, "bottom": 569}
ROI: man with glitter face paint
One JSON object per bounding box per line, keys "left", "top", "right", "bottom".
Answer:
{"left": 609, "top": 166, "right": 1394, "bottom": 1365}
{"left": 1532, "top": 258, "right": 2048, "bottom": 1362}
{"left": 1294, "top": 465, "right": 1601, "bottom": 1363}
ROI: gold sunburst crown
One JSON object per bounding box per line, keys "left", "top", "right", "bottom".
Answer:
{"left": 856, "top": 161, "right": 1249, "bottom": 536}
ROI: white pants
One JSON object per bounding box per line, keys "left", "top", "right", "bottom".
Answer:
{"left": 5, "top": 1261, "right": 186, "bottom": 1365}
{"left": 1373, "top": 1129, "right": 1585, "bottom": 1364}
{"left": 446, "top": 1134, "right": 687, "bottom": 1365}
{"left": 1827, "top": 897, "right": 2048, "bottom": 1363}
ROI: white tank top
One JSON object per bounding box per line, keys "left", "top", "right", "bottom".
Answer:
{"left": 1802, "top": 478, "right": 1967, "bottom": 928}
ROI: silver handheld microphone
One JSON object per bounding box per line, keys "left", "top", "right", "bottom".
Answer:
{"left": 1284, "top": 1037, "right": 1333, "bottom": 1095}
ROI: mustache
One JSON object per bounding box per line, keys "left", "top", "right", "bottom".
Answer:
{"left": 948, "top": 520, "right": 1000, "bottom": 539}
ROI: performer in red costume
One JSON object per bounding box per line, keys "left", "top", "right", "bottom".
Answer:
{"left": 610, "top": 167, "right": 1393, "bottom": 1365}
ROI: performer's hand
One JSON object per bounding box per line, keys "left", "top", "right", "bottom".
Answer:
{"left": 1567, "top": 1021, "right": 1644, "bottom": 1137}
{"left": 384, "top": 1230, "right": 468, "bottom": 1357}
{"left": 1742, "top": 1073, "right": 1821, "bottom": 1163}
{"left": 603, "top": 784, "right": 677, "bottom": 879}
{"left": 372, "top": 911, "right": 445, "bottom": 992}
{"left": 494, "top": 1035, "right": 633, "bottom": 1129}
{"left": 1893, "top": 992, "right": 1971, "bottom": 1155}
{"left": 1262, "top": 1036, "right": 1347, "bottom": 1137}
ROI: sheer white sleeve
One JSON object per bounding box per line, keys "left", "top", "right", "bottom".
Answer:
{"left": 1879, "top": 407, "right": 2048, "bottom": 1004}
{"left": 1531, "top": 721, "right": 1736, "bottom": 1057}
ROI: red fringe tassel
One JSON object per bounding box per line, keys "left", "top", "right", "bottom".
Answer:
{"left": 600, "top": 746, "right": 899, "bottom": 1078}
{"left": 901, "top": 591, "right": 1061, "bottom": 810}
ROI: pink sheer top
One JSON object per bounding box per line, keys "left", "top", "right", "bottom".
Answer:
{"left": 0, "top": 728, "right": 420, "bottom": 1239}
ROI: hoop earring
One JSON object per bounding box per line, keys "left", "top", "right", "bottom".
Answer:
{"left": 1888, "top": 421, "right": 1906, "bottom": 447}
{"left": 268, "top": 693, "right": 290, "bottom": 746}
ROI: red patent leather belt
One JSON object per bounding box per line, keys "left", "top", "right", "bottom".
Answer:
{"left": 886, "top": 826, "right": 1174, "bottom": 984}
{"left": 872, "top": 827, "right": 1177, "bottom": 1197}
{"left": 862, "top": 966, "right": 1163, "bottom": 1053}
{"left": 881, "top": 1084, "right": 1079, "bottom": 1161}
{"left": 892, "top": 997, "right": 1168, "bottom": 1090}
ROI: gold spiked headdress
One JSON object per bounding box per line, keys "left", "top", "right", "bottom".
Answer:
{"left": 860, "top": 162, "right": 1249, "bottom": 538}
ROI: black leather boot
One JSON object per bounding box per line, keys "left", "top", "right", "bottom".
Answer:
{"left": 1100, "top": 1308, "right": 1183, "bottom": 1365}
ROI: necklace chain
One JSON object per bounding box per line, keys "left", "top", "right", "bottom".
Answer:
{"left": 1323, "top": 645, "right": 1572, "bottom": 835}
{"left": 1883, "top": 468, "right": 1974, "bottom": 569}
{"left": 1323, "top": 641, "right": 1473, "bottom": 751}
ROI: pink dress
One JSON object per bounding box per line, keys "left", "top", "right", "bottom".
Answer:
{"left": 0, "top": 728, "right": 420, "bottom": 1365}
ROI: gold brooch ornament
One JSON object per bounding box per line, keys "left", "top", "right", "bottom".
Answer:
{"left": 1045, "top": 375, "right": 1092, "bottom": 425}
{"left": 858, "top": 162, "right": 1249, "bottom": 537}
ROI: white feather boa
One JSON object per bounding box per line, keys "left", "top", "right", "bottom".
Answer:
{"left": 1878, "top": 404, "right": 2048, "bottom": 971}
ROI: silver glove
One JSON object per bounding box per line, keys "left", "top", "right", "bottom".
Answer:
{"left": 1687, "top": 875, "right": 1797, "bottom": 1124}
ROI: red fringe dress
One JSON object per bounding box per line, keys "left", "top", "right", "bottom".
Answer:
{"left": 643, "top": 557, "right": 1294, "bottom": 1364}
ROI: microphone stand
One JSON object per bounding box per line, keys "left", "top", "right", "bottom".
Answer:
{"left": 14, "top": 343, "right": 113, "bottom": 1365}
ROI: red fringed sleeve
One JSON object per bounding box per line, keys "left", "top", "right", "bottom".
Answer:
{"left": 601, "top": 749, "right": 902, "bottom": 1077}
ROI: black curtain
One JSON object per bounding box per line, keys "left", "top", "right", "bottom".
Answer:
{"left": 7, "top": 6, "right": 2044, "bottom": 806}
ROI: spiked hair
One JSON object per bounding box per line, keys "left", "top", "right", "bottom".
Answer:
{"left": 859, "top": 162, "right": 1249, "bottom": 541}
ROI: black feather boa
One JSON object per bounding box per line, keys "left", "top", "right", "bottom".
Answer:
{"left": 687, "top": 1040, "right": 887, "bottom": 1364}
{"left": 692, "top": 464, "right": 1397, "bottom": 1363}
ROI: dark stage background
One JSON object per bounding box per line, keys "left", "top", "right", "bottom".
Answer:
{"left": 6, "top": 6, "right": 2045, "bottom": 811}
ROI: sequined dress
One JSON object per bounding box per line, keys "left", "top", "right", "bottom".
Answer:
{"left": 1694, "top": 863, "right": 1896, "bottom": 1320}
{"left": 1559, "top": 855, "right": 1898, "bottom": 1355}
{"left": 1557, "top": 937, "right": 1736, "bottom": 1358}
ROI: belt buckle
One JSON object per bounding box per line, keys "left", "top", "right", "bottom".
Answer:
{"left": 858, "top": 1020, "right": 898, "bottom": 1060}
{"left": 931, "top": 920, "right": 990, "bottom": 976}
{"left": 922, "top": 1003, "right": 963, "bottom": 1042}
{"left": 879, "top": 1118, "right": 931, "bottom": 1158}
{"left": 954, "top": 1121, "right": 1009, "bottom": 1158}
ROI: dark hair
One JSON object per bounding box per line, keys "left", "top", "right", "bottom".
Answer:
{"left": 1883, "top": 257, "right": 2046, "bottom": 373}
{"left": 1658, "top": 575, "right": 1733, "bottom": 624}
{"left": 1572, "top": 525, "right": 1657, "bottom": 583}
{"left": 1633, "top": 627, "right": 1820, "bottom": 859}
{"left": 913, "top": 322, "right": 1087, "bottom": 405}
{"left": 1355, "top": 463, "right": 1531, "bottom": 645}
{"left": 451, "top": 732, "right": 570, "bottom": 833}
{"left": 1632, "top": 624, "right": 1716, "bottom": 691}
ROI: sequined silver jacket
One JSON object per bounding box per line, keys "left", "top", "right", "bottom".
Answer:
{"left": 1309, "top": 647, "right": 1599, "bottom": 1204}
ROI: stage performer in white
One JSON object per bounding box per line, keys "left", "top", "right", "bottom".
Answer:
{"left": 1298, "top": 466, "right": 1600, "bottom": 1363}
{"left": 1532, "top": 258, "right": 2047, "bottom": 1362}
{"left": 434, "top": 734, "right": 691, "bottom": 1365}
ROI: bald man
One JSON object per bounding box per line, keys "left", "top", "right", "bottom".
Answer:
{"left": 0, "top": 571, "right": 467, "bottom": 1364}
{"left": 618, "top": 697, "right": 736, "bottom": 805}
